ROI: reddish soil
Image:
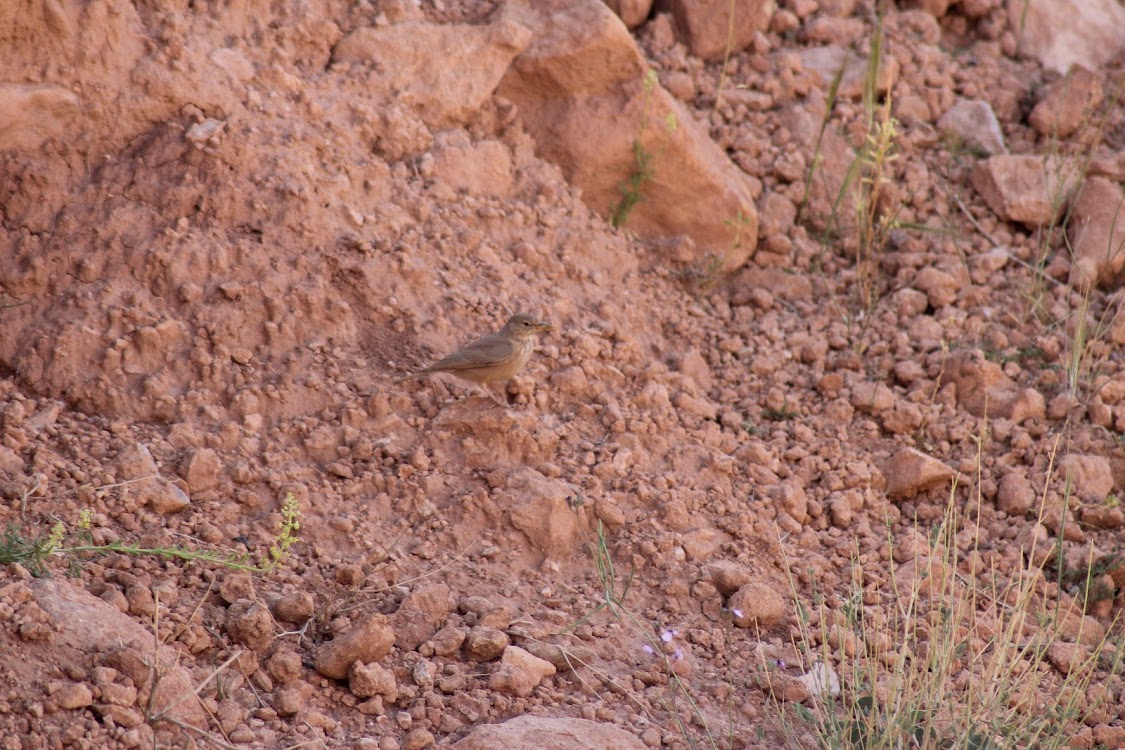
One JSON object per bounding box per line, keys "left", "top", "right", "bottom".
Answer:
{"left": 1, "top": 1, "right": 1124, "bottom": 749}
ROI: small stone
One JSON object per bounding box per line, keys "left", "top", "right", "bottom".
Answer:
{"left": 971, "top": 154, "right": 1077, "bottom": 227}
{"left": 729, "top": 581, "right": 786, "bottom": 627}
{"left": 142, "top": 479, "right": 190, "bottom": 514}
{"left": 314, "top": 614, "right": 395, "bottom": 680}
{"left": 662, "top": 0, "right": 774, "bottom": 60}
{"left": 464, "top": 626, "right": 509, "bottom": 661}
{"left": 273, "top": 681, "right": 312, "bottom": 717}
{"left": 912, "top": 267, "right": 961, "bottom": 308}
{"left": 55, "top": 682, "right": 94, "bottom": 709}
{"left": 225, "top": 599, "right": 274, "bottom": 652}
{"left": 677, "top": 349, "right": 713, "bottom": 392}
{"left": 756, "top": 671, "right": 809, "bottom": 702}
{"left": 937, "top": 99, "right": 1006, "bottom": 155}
{"left": 1046, "top": 641, "right": 1085, "bottom": 675}
{"left": 274, "top": 592, "right": 314, "bottom": 624}
{"left": 116, "top": 443, "right": 158, "bottom": 480}
{"left": 403, "top": 728, "right": 435, "bottom": 750}
{"left": 124, "top": 585, "right": 155, "bottom": 618}
{"left": 488, "top": 646, "right": 556, "bottom": 697}
{"left": 266, "top": 651, "right": 303, "bottom": 684}
{"left": 94, "top": 704, "right": 144, "bottom": 728}
{"left": 184, "top": 448, "right": 223, "bottom": 493}
{"left": 882, "top": 448, "right": 956, "bottom": 499}
{"left": 1079, "top": 505, "right": 1124, "bottom": 530}
{"left": 100, "top": 682, "right": 137, "bottom": 707}
{"left": 1029, "top": 66, "right": 1104, "bottom": 139}
{"left": 427, "top": 626, "right": 467, "bottom": 657}
{"left": 349, "top": 661, "right": 399, "bottom": 701}
{"left": 706, "top": 561, "right": 754, "bottom": 596}
{"left": 1067, "top": 177, "right": 1125, "bottom": 291}
{"left": 1059, "top": 454, "right": 1114, "bottom": 500}
{"left": 997, "top": 472, "right": 1035, "bottom": 515}
{"left": 219, "top": 573, "right": 254, "bottom": 605}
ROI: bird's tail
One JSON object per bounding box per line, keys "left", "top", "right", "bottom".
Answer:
{"left": 392, "top": 368, "right": 426, "bottom": 384}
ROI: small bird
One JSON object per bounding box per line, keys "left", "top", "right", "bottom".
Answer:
{"left": 396, "top": 312, "right": 552, "bottom": 404}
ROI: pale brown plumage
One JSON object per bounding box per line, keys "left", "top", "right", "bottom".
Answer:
{"left": 396, "top": 313, "right": 551, "bottom": 402}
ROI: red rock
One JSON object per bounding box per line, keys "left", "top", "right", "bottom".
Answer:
{"left": 659, "top": 0, "right": 774, "bottom": 60}
{"left": 30, "top": 580, "right": 207, "bottom": 729}
{"left": 756, "top": 671, "right": 810, "bottom": 702}
{"left": 901, "top": 0, "right": 952, "bottom": 16}
{"left": 141, "top": 478, "right": 190, "bottom": 514}
{"left": 0, "top": 84, "right": 81, "bottom": 151}
{"left": 676, "top": 349, "right": 713, "bottom": 392}
{"left": 95, "top": 703, "right": 144, "bottom": 728}
{"left": 1059, "top": 454, "right": 1114, "bottom": 500}
{"left": 1067, "top": 177, "right": 1125, "bottom": 291}
{"left": 488, "top": 646, "right": 556, "bottom": 697}
{"left": 971, "top": 154, "right": 1078, "bottom": 227}
{"left": 1007, "top": 0, "right": 1125, "bottom": 74}
{"left": 464, "top": 626, "right": 509, "bottom": 661}
{"left": 882, "top": 448, "right": 956, "bottom": 499}
{"left": 453, "top": 716, "right": 647, "bottom": 750}
{"left": 313, "top": 614, "right": 395, "bottom": 680}
{"left": 997, "top": 472, "right": 1036, "bottom": 515}
{"left": 404, "top": 728, "right": 436, "bottom": 750}
{"left": 501, "top": 469, "right": 585, "bottom": 561}
{"left": 498, "top": 0, "right": 758, "bottom": 270}
{"left": 54, "top": 682, "right": 94, "bottom": 710}
{"left": 797, "top": 44, "right": 898, "bottom": 100}
{"left": 1079, "top": 505, "right": 1124, "bottom": 530}
{"left": 603, "top": 0, "right": 653, "bottom": 28}
{"left": 392, "top": 583, "right": 455, "bottom": 651}
{"left": 332, "top": 19, "right": 532, "bottom": 128}
{"left": 348, "top": 661, "right": 398, "bottom": 700}
{"left": 937, "top": 99, "right": 1007, "bottom": 155}
{"left": 225, "top": 599, "right": 274, "bottom": 652}
{"left": 1029, "top": 66, "right": 1104, "bottom": 139}
{"left": 265, "top": 651, "right": 302, "bottom": 684}
{"left": 273, "top": 592, "right": 315, "bottom": 624}
{"left": 184, "top": 447, "right": 222, "bottom": 493}
{"left": 272, "top": 680, "right": 312, "bottom": 717}
{"left": 943, "top": 349, "right": 1045, "bottom": 421}
{"left": 729, "top": 581, "right": 786, "bottom": 627}
{"left": 706, "top": 560, "right": 754, "bottom": 596}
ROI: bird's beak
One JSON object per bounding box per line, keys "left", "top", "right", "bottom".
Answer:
{"left": 536, "top": 320, "right": 552, "bottom": 331}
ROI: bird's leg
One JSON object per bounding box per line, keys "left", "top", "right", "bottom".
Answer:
{"left": 480, "top": 383, "right": 509, "bottom": 408}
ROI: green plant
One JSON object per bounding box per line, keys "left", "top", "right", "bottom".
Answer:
{"left": 800, "top": 10, "right": 903, "bottom": 332}
{"left": 610, "top": 139, "right": 657, "bottom": 228}
{"left": 796, "top": 55, "right": 846, "bottom": 227}
{"left": 772, "top": 440, "right": 1124, "bottom": 750}
{"left": 712, "top": 0, "right": 739, "bottom": 114}
{"left": 763, "top": 401, "right": 798, "bottom": 421}
{"left": 681, "top": 252, "right": 727, "bottom": 294}
{"left": 566, "top": 515, "right": 722, "bottom": 749}
{"left": 610, "top": 69, "right": 677, "bottom": 228}
{"left": 725, "top": 210, "right": 754, "bottom": 251}
{"left": 6, "top": 493, "right": 301, "bottom": 576}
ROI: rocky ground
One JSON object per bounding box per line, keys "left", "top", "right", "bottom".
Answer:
{"left": 1, "top": 0, "right": 1125, "bottom": 748}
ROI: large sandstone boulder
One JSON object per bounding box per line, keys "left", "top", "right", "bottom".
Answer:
{"left": 498, "top": 0, "right": 758, "bottom": 270}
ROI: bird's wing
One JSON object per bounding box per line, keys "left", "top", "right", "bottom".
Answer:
{"left": 422, "top": 333, "right": 515, "bottom": 372}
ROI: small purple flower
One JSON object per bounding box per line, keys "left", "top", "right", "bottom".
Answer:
{"left": 732, "top": 608, "right": 744, "bottom": 619}
{"left": 774, "top": 659, "right": 786, "bottom": 669}
{"left": 642, "top": 643, "right": 655, "bottom": 655}
{"left": 661, "top": 629, "right": 678, "bottom": 643}
{"left": 672, "top": 648, "right": 683, "bottom": 661}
